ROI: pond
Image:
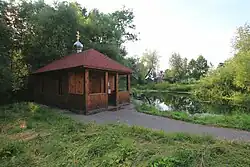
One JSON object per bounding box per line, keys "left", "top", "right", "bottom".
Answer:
{"left": 133, "top": 92, "right": 247, "bottom": 114}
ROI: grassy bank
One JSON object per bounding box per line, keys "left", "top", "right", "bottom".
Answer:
{"left": 1, "top": 102, "right": 250, "bottom": 166}
{"left": 135, "top": 103, "right": 250, "bottom": 131}
{"left": 135, "top": 82, "right": 195, "bottom": 93}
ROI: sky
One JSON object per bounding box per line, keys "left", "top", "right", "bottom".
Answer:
{"left": 47, "top": 0, "right": 250, "bottom": 70}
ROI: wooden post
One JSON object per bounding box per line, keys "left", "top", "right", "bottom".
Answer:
{"left": 84, "top": 69, "right": 89, "bottom": 114}
{"left": 127, "top": 74, "right": 130, "bottom": 92}
{"left": 105, "top": 72, "right": 108, "bottom": 93}
{"left": 105, "top": 72, "right": 108, "bottom": 108}
{"left": 115, "top": 73, "right": 119, "bottom": 106}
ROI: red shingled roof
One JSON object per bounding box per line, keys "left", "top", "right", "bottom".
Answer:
{"left": 33, "top": 49, "right": 132, "bottom": 74}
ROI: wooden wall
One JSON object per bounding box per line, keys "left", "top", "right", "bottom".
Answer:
{"left": 89, "top": 70, "right": 105, "bottom": 93}
{"left": 117, "top": 73, "right": 130, "bottom": 105}
{"left": 87, "top": 93, "right": 108, "bottom": 112}
{"left": 69, "top": 73, "right": 84, "bottom": 94}
{"left": 33, "top": 68, "right": 85, "bottom": 114}
{"left": 32, "top": 68, "right": 131, "bottom": 114}
{"left": 118, "top": 91, "right": 130, "bottom": 104}
{"left": 86, "top": 70, "right": 108, "bottom": 113}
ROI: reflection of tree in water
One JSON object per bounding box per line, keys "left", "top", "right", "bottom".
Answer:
{"left": 134, "top": 92, "right": 247, "bottom": 114}
{"left": 161, "top": 93, "right": 206, "bottom": 114}
{"left": 138, "top": 92, "right": 206, "bottom": 114}
{"left": 142, "top": 92, "right": 165, "bottom": 105}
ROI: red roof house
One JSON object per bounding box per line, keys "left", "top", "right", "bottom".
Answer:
{"left": 32, "top": 49, "right": 132, "bottom": 114}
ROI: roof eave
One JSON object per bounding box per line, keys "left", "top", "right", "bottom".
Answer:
{"left": 83, "top": 65, "right": 132, "bottom": 74}
{"left": 32, "top": 65, "right": 132, "bottom": 75}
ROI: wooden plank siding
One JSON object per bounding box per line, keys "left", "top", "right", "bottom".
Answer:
{"left": 32, "top": 67, "right": 131, "bottom": 115}
{"left": 33, "top": 68, "right": 85, "bottom": 113}
{"left": 87, "top": 93, "right": 108, "bottom": 112}
{"left": 89, "top": 70, "right": 105, "bottom": 94}
{"left": 117, "top": 74, "right": 130, "bottom": 105}
{"left": 118, "top": 91, "right": 130, "bottom": 104}
{"left": 115, "top": 73, "right": 119, "bottom": 106}
{"left": 68, "top": 72, "right": 76, "bottom": 94}
{"left": 84, "top": 69, "right": 89, "bottom": 113}
{"left": 69, "top": 72, "right": 84, "bottom": 94}
{"left": 105, "top": 72, "right": 108, "bottom": 93}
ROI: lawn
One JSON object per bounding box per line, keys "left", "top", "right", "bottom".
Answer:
{"left": 1, "top": 102, "right": 250, "bottom": 166}
{"left": 135, "top": 103, "right": 250, "bottom": 131}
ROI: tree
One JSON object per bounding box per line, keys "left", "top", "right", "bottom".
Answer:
{"left": 164, "top": 69, "right": 174, "bottom": 83}
{"left": 233, "top": 23, "right": 250, "bottom": 53}
{"left": 123, "top": 56, "right": 143, "bottom": 84}
{"left": 168, "top": 53, "right": 188, "bottom": 82}
{"left": 0, "top": 0, "right": 25, "bottom": 102}
{"left": 194, "top": 23, "right": 250, "bottom": 106}
{"left": 140, "top": 50, "right": 160, "bottom": 80}
{"left": 17, "top": 1, "right": 138, "bottom": 70}
{"left": 187, "top": 55, "right": 209, "bottom": 80}
{"left": 187, "top": 59, "right": 197, "bottom": 79}
{"left": 81, "top": 6, "right": 138, "bottom": 62}
{"left": 195, "top": 55, "right": 209, "bottom": 79}
{"left": 0, "top": 0, "right": 139, "bottom": 103}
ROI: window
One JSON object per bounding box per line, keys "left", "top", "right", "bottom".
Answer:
{"left": 58, "top": 77, "right": 63, "bottom": 95}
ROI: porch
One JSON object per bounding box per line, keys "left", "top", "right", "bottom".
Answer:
{"left": 84, "top": 69, "right": 131, "bottom": 114}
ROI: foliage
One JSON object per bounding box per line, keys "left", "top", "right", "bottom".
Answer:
{"left": 124, "top": 56, "right": 146, "bottom": 85}
{"left": 140, "top": 50, "right": 160, "bottom": 80}
{"left": 124, "top": 50, "right": 161, "bottom": 85}
{"left": 135, "top": 102, "right": 250, "bottom": 131}
{"left": 187, "top": 55, "right": 209, "bottom": 80}
{"left": 118, "top": 75, "right": 128, "bottom": 91}
{"left": 0, "top": 0, "right": 138, "bottom": 104}
{"left": 165, "top": 53, "right": 209, "bottom": 83}
{"left": 233, "top": 23, "right": 250, "bottom": 52}
{"left": 1, "top": 102, "right": 250, "bottom": 166}
{"left": 194, "top": 23, "right": 250, "bottom": 107}
{"left": 166, "top": 53, "right": 188, "bottom": 82}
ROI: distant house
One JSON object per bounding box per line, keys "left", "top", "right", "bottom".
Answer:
{"left": 155, "top": 71, "right": 164, "bottom": 83}
{"left": 31, "top": 47, "right": 132, "bottom": 115}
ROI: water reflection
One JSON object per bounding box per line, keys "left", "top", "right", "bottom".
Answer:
{"left": 133, "top": 92, "right": 246, "bottom": 114}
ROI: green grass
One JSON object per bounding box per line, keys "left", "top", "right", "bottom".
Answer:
{"left": 135, "top": 103, "right": 250, "bottom": 131}
{"left": 1, "top": 102, "right": 250, "bottom": 166}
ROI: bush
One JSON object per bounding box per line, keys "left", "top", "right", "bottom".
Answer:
{"left": 193, "top": 42, "right": 250, "bottom": 108}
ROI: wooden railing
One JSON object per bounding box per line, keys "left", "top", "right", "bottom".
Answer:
{"left": 88, "top": 93, "right": 108, "bottom": 111}
{"left": 118, "top": 91, "right": 130, "bottom": 104}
